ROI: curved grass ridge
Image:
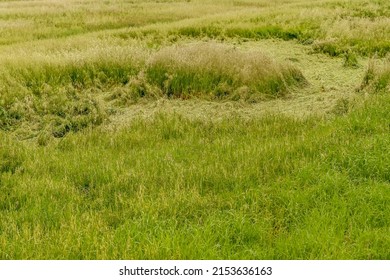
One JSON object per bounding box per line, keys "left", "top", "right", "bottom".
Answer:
{"left": 0, "top": 42, "right": 305, "bottom": 104}
{"left": 146, "top": 42, "right": 307, "bottom": 101}
{"left": 0, "top": 42, "right": 307, "bottom": 139}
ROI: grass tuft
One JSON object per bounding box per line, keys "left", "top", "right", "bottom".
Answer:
{"left": 343, "top": 51, "right": 360, "bottom": 68}
{"left": 360, "top": 60, "right": 390, "bottom": 93}
{"left": 146, "top": 42, "right": 307, "bottom": 100}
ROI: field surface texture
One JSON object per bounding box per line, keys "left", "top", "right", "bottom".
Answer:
{"left": 0, "top": 0, "right": 389, "bottom": 259}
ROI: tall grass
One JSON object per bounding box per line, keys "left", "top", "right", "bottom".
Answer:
{"left": 0, "top": 41, "right": 306, "bottom": 139}
{"left": 360, "top": 60, "right": 390, "bottom": 92}
{"left": 0, "top": 42, "right": 146, "bottom": 139}
{"left": 1, "top": 89, "right": 389, "bottom": 259}
{"left": 0, "top": 0, "right": 388, "bottom": 57}
{"left": 146, "top": 42, "right": 306, "bottom": 100}
{"left": 114, "top": 0, "right": 390, "bottom": 57}
{"left": 0, "top": 0, "right": 240, "bottom": 45}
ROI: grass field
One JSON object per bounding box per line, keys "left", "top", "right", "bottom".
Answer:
{"left": 0, "top": 0, "right": 389, "bottom": 259}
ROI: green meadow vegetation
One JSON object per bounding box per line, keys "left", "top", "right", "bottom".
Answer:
{"left": 0, "top": 0, "right": 389, "bottom": 259}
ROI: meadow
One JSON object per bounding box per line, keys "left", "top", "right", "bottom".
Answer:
{"left": 0, "top": 0, "right": 389, "bottom": 259}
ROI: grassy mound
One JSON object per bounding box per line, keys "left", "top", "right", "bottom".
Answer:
{"left": 146, "top": 42, "right": 307, "bottom": 101}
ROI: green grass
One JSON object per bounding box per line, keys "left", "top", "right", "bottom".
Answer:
{"left": 146, "top": 42, "right": 306, "bottom": 100}
{"left": 1, "top": 89, "right": 389, "bottom": 259}
{"left": 113, "top": 0, "right": 390, "bottom": 57}
{"left": 0, "top": 41, "right": 305, "bottom": 139}
{"left": 0, "top": 0, "right": 389, "bottom": 259}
